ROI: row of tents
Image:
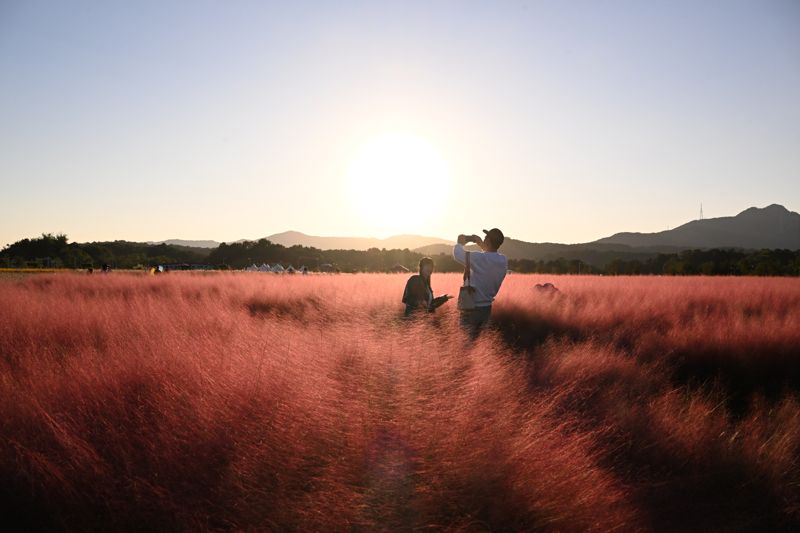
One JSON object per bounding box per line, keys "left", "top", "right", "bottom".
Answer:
{"left": 243, "top": 263, "right": 309, "bottom": 274}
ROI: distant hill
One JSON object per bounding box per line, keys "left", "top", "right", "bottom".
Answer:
{"left": 149, "top": 239, "right": 221, "bottom": 249}
{"left": 149, "top": 233, "right": 453, "bottom": 251}
{"left": 415, "top": 204, "right": 798, "bottom": 267}
{"left": 593, "top": 204, "right": 800, "bottom": 250}
{"left": 263, "top": 231, "right": 453, "bottom": 251}
{"left": 149, "top": 204, "right": 798, "bottom": 264}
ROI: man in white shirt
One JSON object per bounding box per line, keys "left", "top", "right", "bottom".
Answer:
{"left": 453, "top": 228, "right": 508, "bottom": 330}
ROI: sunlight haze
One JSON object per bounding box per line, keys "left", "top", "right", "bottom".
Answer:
{"left": 1, "top": 0, "right": 798, "bottom": 247}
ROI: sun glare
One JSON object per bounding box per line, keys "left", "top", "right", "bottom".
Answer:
{"left": 346, "top": 132, "right": 450, "bottom": 235}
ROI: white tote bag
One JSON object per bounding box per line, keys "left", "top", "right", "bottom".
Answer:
{"left": 457, "top": 251, "right": 477, "bottom": 310}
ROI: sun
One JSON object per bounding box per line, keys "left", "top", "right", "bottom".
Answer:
{"left": 346, "top": 132, "right": 450, "bottom": 235}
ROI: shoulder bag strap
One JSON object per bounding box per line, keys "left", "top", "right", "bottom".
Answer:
{"left": 463, "top": 251, "right": 471, "bottom": 286}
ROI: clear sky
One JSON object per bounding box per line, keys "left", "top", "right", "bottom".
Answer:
{"left": 1, "top": 0, "right": 798, "bottom": 247}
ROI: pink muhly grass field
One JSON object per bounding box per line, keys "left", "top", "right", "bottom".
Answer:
{"left": 0, "top": 272, "right": 798, "bottom": 531}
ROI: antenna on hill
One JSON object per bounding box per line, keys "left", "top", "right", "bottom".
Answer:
{"left": 699, "top": 202, "right": 704, "bottom": 221}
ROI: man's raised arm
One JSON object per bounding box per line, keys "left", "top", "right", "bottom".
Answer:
{"left": 453, "top": 243, "right": 466, "bottom": 264}
{"left": 454, "top": 234, "right": 484, "bottom": 264}
{"left": 453, "top": 234, "right": 468, "bottom": 264}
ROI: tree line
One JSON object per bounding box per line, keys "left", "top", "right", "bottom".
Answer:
{"left": 0, "top": 234, "right": 210, "bottom": 270}
{"left": 2, "top": 233, "right": 798, "bottom": 276}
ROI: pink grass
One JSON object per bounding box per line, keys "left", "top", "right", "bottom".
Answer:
{"left": 0, "top": 272, "right": 798, "bottom": 531}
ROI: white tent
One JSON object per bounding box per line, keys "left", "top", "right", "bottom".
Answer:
{"left": 285, "top": 265, "right": 296, "bottom": 274}
{"left": 258, "top": 263, "right": 271, "bottom": 272}
{"left": 271, "top": 264, "right": 285, "bottom": 273}
{"left": 245, "top": 263, "right": 259, "bottom": 272}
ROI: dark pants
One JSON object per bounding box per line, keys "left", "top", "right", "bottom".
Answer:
{"left": 459, "top": 305, "right": 492, "bottom": 335}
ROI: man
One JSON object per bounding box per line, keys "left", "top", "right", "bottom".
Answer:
{"left": 453, "top": 228, "right": 508, "bottom": 330}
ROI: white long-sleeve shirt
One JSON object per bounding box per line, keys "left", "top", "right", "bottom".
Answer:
{"left": 453, "top": 243, "right": 508, "bottom": 307}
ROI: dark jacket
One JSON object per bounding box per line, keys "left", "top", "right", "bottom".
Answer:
{"left": 402, "top": 274, "right": 433, "bottom": 315}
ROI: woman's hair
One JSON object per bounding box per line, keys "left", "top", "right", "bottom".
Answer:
{"left": 418, "top": 256, "right": 434, "bottom": 273}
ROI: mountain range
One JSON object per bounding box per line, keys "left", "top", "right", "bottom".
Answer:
{"left": 595, "top": 204, "right": 799, "bottom": 250}
{"left": 151, "top": 232, "right": 452, "bottom": 251}
{"left": 260, "top": 231, "right": 452, "bottom": 251}
{"left": 151, "top": 204, "right": 799, "bottom": 265}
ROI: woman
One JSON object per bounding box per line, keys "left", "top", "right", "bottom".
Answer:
{"left": 402, "top": 257, "right": 452, "bottom": 316}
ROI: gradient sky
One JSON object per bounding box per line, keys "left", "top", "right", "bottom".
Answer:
{"left": 1, "top": 0, "right": 798, "bottom": 248}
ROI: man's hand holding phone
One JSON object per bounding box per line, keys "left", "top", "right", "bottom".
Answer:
{"left": 458, "top": 234, "right": 483, "bottom": 246}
